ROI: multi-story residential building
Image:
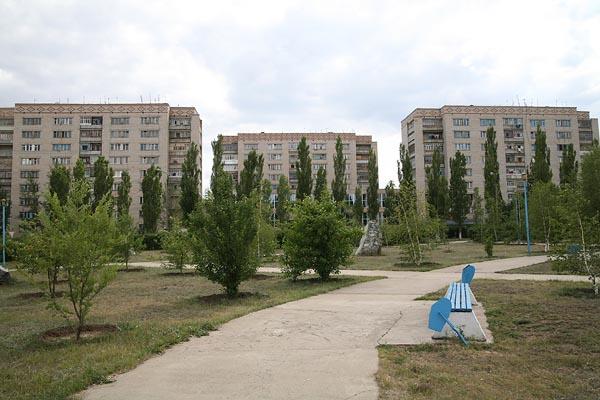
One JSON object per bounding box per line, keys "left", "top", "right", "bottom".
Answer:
{"left": 0, "top": 108, "right": 13, "bottom": 202}
{"left": 401, "top": 105, "right": 599, "bottom": 202}
{"left": 5, "top": 103, "right": 201, "bottom": 232}
{"left": 220, "top": 132, "right": 382, "bottom": 223}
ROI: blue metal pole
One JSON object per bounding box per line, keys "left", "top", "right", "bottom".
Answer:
{"left": 2, "top": 204, "right": 6, "bottom": 269}
{"left": 523, "top": 176, "right": 531, "bottom": 255}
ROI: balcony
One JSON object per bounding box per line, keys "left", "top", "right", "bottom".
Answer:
{"left": 422, "top": 119, "right": 443, "bottom": 131}
{"left": 0, "top": 132, "right": 13, "bottom": 143}
{"left": 80, "top": 116, "right": 103, "bottom": 127}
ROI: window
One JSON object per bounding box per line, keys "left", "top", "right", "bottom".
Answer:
{"left": 530, "top": 119, "right": 545, "bottom": 127}
{"left": 170, "top": 118, "right": 191, "bottom": 126}
{"left": 455, "top": 143, "right": 471, "bottom": 151}
{"left": 22, "top": 144, "right": 40, "bottom": 152}
{"left": 503, "top": 117, "right": 523, "bottom": 126}
{"left": 407, "top": 120, "right": 415, "bottom": 130}
{"left": 557, "top": 144, "right": 570, "bottom": 151}
{"left": 342, "top": 143, "right": 350, "bottom": 150}
{"left": 312, "top": 164, "right": 326, "bottom": 170}
{"left": 480, "top": 131, "right": 487, "bottom": 138}
{"left": 111, "top": 143, "right": 129, "bottom": 151}
{"left": 556, "top": 119, "right": 571, "bottom": 127}
{"left": 52, "top": 157, "right": 71, "bottom": 165}
{"left": 141, "top": 130, "right": 159, "bottom": 138}
{"left": 110, "top": 156, "right": 129, "bottom": 164}
{"left": 268, "top": 143, "right": 283, "bottom": 150}
{"left": 22, "top": 130, "right": 41, "bottom": 138}
{"left": 465, "top": 168, "right": 472, "bottom": 176}
{"left": 268, "top": 164, "right": 282, "bottom": 171}
{"left": 141, "top": 143, "right": 159, "bottom": 151}
{"left": 80, "top": 143, "right": 102, "bottom": 152}
{"left": 453, "top": 118, "right": 469, "bottom": 126}
{"left": 22, "top": 117, "right": 41, "bottom": 125}
{"left": 453, "top": 131, "right": 470, "bottom": 139}
{"left": 141, "top": 156, "right": 159, "bottom": 164}
{"left": 289, "top": 142, "right": 298, "bottom": 150}
{"left": 480, "top": 119, "right": 496, "bottom": 126}
{"left": 141, "top": 116, "right": 160, "bottom": 124}
{"left": 20, "top": 171, "right": 38, "bottom": 178}
{"left": 113, "top": 170, "right": 124, "bottom": 179}
{"left": 244, "top": 143, "right": 258, "bottom": 150}
{"left": 312, "top": 153, "right": 327, "bottom": 160}
{"left": 111, "top": 130, "right": 129, "bottom": 138}
{"left": 111, "top": 117, "right": 129, "bottom": 125}
{"left": 467, "top": 181, "right": 473, "bottom": 189}
{"left": 423, "top": 118, "right": 442, "bottom": 126}
{"left": 268, "top": 174, "right": 280, "bottom": 181}
{"left": 52, "top": 130, "right": 71, "bottom": 138}
{"left": 21, "top": 157, "right": 39, "bottom": 165}
{"left": 557, "top": 132, "right": 572, "bottom": 140}
{"left": 464, "top": 156, "right": 472, "bottom": 164}
{"left": 312, "top": 143, "right": 326, "bottom": 150}
{"left": 54, "top": 117, "right": 72, "bottom": 125}
{"left": 19, "top": 211, "right": 36, "bottom": 220}
{"left": 52, "top": 144, "right": 71, "bottom": 152}
{"left": 268, "top": 153, "right": 282, "bottom": 160}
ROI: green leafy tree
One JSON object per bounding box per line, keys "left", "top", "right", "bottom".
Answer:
{"left": 276, "top": 175, "right": 291, "bottom": 224}
{"left": 180, "top": 142, "right": 200, "bottom": 221}
{"left": 383, "top": 181, "right": 399, "bottom": 224}
{"left": 93, "top": 156, "right": 113, "bottom": 210}
{"left": 114, "top": 215, "right": 143, "bottom": 270}
{"left": 471, "top": 187, "right": 484, "bottom": 241}
{"left": 162, "top": 217, "right": 193, "bottom": 273}
{"left": 559, "top": 143, "right": 578, "bottom": 187}
{"left": 353, "top": 186, "right": 363, "bottom": 226}
{"left": 313, "top": 166, "right": 327, "bottom": 200}
{"left": 48, "top": 165, "right": 71, "bottom": 206}
{"left": 282, "top": 198, "right": 357, "bottom": 281}
{"left": 580, "top": 146, "right": 600, "bottom": 218}
{"left": 529, "top": 181, "right": 560, "bottom": 252}
{"left": 73, "top": 158, "right": 91, "bottom": 205}
{"left": 142, "top": 164, "right": 163, "bottom": 233}
{"left": 483, "top": 126, "right": 504, "bottom": 240}
{"left": 332, "top": 136, "right": 347, "bottom": 203}
{"left": 237, "top": 150, "right": 264, "bottom": 198}
{"left": 449, "top": 151, "right": 470, "bottom": 239}
{"left": 529, "top": 125, "right": 552, "bottom": 185}
{"left": 116, "top": 170, "right": 132, "bottom": 218}
{"left": 190, "top": 137, "right": 258, "bottom": 297}
{"left": 399, "top": 143, "right": 414, "bottom": 188}
{"left": 367, "top": 148, "right": 379, "bottom": 220}
{"left": 296, "top": 137, "right": 312, "bottom": 200}
{"left": 425, "top": 147, "right": 448, "bottom": 220}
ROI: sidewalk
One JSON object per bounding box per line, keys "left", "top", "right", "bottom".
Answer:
{"left": 80, "top": 255, "right": 585, "bottom": 400}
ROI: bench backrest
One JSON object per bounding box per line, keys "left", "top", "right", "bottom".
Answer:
{"left": 462, "top": 264, "right": 475, "bottom": 284}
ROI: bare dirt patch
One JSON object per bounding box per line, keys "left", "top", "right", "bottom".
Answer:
{"left": 41, "top": 324, "right": 120, "bottom": 342}
{"left": 117, "top": 267, "right": 146, "bottom": 273}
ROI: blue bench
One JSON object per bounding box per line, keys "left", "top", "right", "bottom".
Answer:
{"left": 445, "top": 282, "right": 472, "bottom": 312}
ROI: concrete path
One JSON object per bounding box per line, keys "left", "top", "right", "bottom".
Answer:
{"left": 80, "top": 255, "right": 586, "bottom": 400}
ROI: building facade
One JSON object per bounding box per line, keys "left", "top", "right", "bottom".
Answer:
{"left": 401, "top": 105, "right": 599, "bottom": 202}
{"left": 3, "top": 103, "right": 201, "bottom": 231}
{"left": 220, "top": 132, "right": 382, "bottom": 223}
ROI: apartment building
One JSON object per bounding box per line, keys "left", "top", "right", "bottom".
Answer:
{"left": 220, "top": 132, "right": 382, "bottom": 223}
{"left": 401, "top": 105, "right": 599, "bottom": 201}
{"left": 5, "top": 103, "right": 201, "bottom": 231}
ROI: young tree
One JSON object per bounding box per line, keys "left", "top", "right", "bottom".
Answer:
{"left": 73, "top": 158, "right": 86, "bottom": 182}
{"left": 367, "top": 148, "right": 379, "bottom": 220}
{"left": 472, "top": 187, "right": 484, "bottom": 241}
{"left": 282, "top": 198, "right": 357, "bottom": 281}
{"left": 353, "top": 186, "right": 363, "bottom": 226}
{"left": 448, "top": 151, "right": 470, "bottom": 239}
{"left": 276, "top": 175, "right": 291, "bottom": 224}
{"left": 116, "top": 170, "right": 132, "bottom": 218}
{"left": 237, "top": 150, "right": 264, "bottom": 198}
{"left": 114, "top": 215, "right": 143, "bottom": 270}
{"left": 296, "top": 137, "right": 312, "bottom": 200}
{"left": 529, "top": 181, "right": 560, "bottom": 252}
{"left": 483, "top": 126, "right": 504, "bottom": 240}
{"left": 580, "top": 146, "right": 600, "bottom": 218}
{"left": 211, "top": 135, "right": 225, "bottom": 196}
{"left": 48, "top": 165, "right": 71, "bottom": 206}
{"left": 559, "top": 143, "right": 578, "bottom": 187}
{"left": 313, "top": 166, "right": 327, "bottom": 200}
{"left": 425, "top": 147, "right": 448, "bottom": 219}
{"left": 19, "top": 175, "right": 40, "bottom": 228}
{"left": 383, "top": 181, "right": 398, "bottom": 224}
{"left": 162, "top": 217, "right": 193, "bottom": 273}
{"left": 180, "top": 142, "right": 200, "bottom": 221}
{"left": 399, "top": 143, "right": 414, "bottom": 188}
{"left": 93, "top": 156, "right": 114, "bottom": 210}
{"left": 141, "top": 164, "right": 163, "bottom": 233}
{"left": 530, "top": 125, "right": 552, "bottom": 185}
{"left": 332, "top": 136, "right": 347, "bottom": 203}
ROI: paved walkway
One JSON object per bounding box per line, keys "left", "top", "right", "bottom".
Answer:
{"left": 80, "top": 256, "right": 586, "bottom": 400}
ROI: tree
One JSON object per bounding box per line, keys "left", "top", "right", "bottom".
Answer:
{"left": 483, "top": 126, "right": 504, "bottom": 240}
{"left": 367, "top": 148, "right": 379, "bottom": 220}
{"left": 93, "top": 156, "right": 113, "bottom": 210}
{"left": 276, "top": 175, "right": 291, "bottom": 224}
{"left": 580, "top": 146, "right": 600, "bottom": 218}
{"left": 383, "top": 181, "right": 399, "bottom": 224}
{"left": 313, "top": 167, "right": 327, "bottom": 200}
{"left": 296, "top": 137, "right": 312, "bottom": 200}
{"left": 529, "top": 181, "right": 560, "bottom": 252}
{"left": 282, "top": 198, "right": 357, "bottom": 281}
{"left": 332, "top": 136, "right": 347, "bottom": 203}
{"left": 114, "top": 215, "right": 143, "bottom": 271}
{"left": 448, "top": 151, "right": 470, "bottom": 239}
{"left": 471, "top": 188, "right": 484, "bottom": 241}
{"left": 425, "top": 147, "right": 448, "bottom": 219}
{"left": 190, "top": 137, "right": 258, "bottom": 297}
{"left": 116, "top": 171, "right": 132, "bottom": 219}
{"left": 180, "top": 142, "right": 200, "bottom": 221}
{"left": 22, "top": 175, "right": 40, "bottom": 218}
{"left": 162, "top": 217, "right": 192, "bottom": 273}
{"left": 559, "top": 143, "right": 578, "bottom": 187}
{"left": 399, "top": 143, "right": 414, "bottom": 188}
{"left": 141, "top": 164, "right": 163, "bottom": 233}
{"left": 353, "top": 186, "right": 363, "bottom": 226}
{"left": 73, "top": 158, "right": 86, "bottom": 182}
{"left": 529, "top": 125, "right": 552, "bottom": 185}
{"left": 48, "top": 165, "right": 71, "bottom": 206}
{"left": 237, "top": 150, "right": 264, "bottom": 198}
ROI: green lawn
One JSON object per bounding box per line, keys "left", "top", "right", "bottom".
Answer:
{"left": 0, "top": 268, "right": 378, "bottom": 400}
{"left": 377, "top": 280, "right": 600, "bottom": 399}
{"left": 498, "top": 260, "right": 578, "bottom": 275}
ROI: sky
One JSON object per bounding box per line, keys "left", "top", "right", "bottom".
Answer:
{"left": 1, "top": 0, "right": 600, "bottom": 189}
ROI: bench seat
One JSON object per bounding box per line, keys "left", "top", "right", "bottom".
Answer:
{"left": 445, "top": 282, "right": 472, "bottom": 312}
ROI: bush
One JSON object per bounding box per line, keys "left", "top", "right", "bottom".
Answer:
{"left": 143, "top": 233, "right": 163, "bottom": 250}
{"left": 485, "top": 237, "right": 494, "bottom": 257}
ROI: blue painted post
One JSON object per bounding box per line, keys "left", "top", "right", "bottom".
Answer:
{"left": 523, "top": 175, "right": 531, "bottom": 255}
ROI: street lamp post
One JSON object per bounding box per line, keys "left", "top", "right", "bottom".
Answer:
{"left": 1, "top": 198, "right": 6, "bottom": 269}
{"left": 522, "top": 174, "right": 531, "bottom": 255}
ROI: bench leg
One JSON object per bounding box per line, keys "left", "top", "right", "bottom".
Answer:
{"left": 432, "top": 311, "right": 487, "bottom": 342}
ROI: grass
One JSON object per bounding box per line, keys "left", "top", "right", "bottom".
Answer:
{"left": 377, "top": 280, "right": 600, "bottom": 399}
{"left": 0, "top": 268, "right": 378, "bottom": 400}
{"left": 498, "top": 260, "right": 579, "bottom": 275}
{"left": 128, "top": 250, "right": 166, "bottom": 263}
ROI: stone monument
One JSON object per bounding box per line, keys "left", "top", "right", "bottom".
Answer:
{"left": 355, "top": 220, "right": 382, "bottom": 256}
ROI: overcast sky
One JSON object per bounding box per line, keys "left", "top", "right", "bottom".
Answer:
{"left": 1, "top": 0, "right": 600, "bottom": 189}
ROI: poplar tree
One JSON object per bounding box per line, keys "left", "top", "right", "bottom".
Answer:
{"left": 449, "top": 151, "right": 470, "bottom": 239}
{"left": 73, "top": 158, "right": 86, "bottom": 182}
{"left": 560, "top": 143, "right": 578, "bottom": 187}
{"left": 180, "top": 142, "right": 200, "bottom": 220}
{"left": 141, "top": 164, "right": 163, "bottom": 233}
{"left": 425, "top": 147, "right": 448, "bottom": 219}
{"left": 367, "top": 148, "right": 379, "bottom": 220}
{"left": 276, "top": 175, "right": 290, "bottom": 224}
{"left": 93, "top": 156, "right": 113, "bottom": 209}
{"left": 483, "top": 126, "right": 503, "bottom": 240}
{"left": 48, "top": 164, "right": 71, "bottom": 206}
{"left": 383, "top": 181, "right": 398, "bottom": 224}
{"left": 296, "top": 137, "right": 312, "bottom": 200}
{"left": 237, "top": 150, "right": 264, "bottom": 198}
{"left": 116, "top": 170, "right": 132, "bottom": 218}
{"left": 314, "top": 167, "right": 327, "bottom": 201}
{"left": 353, "top": 186, "right": 363, "bottom": 226}
{"left": 530, "top": 125, "right": 552, "bottom": 185}
{"left": 332, "top": 136, "right": 347, "bottom": 203}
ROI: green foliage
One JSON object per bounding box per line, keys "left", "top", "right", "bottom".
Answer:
{"left": 471, "top": 188, "right": 485, "bottom": 242}
{"left": 180, "top": 142, "right": 200, "bottom": 221}
{"left": 367, "top": 148, "right": 379, "bottom": 220}
{"left": 114, "top": 215, "right": 143, "bottom": 270}
{"left": 530, "top": 126, "right": 552, "bottom": 185}
{"left": 313, "top": 166, "right": 327, "bottom": 200}
{"left": 384, "top": 181, "right": 399, "bottom": 224}
{"left": 93, "top": 156, "right": 114, "bottom": 210}
{"left": 483, "top": 126, "right": 504, "bottom": 240}
{"left": 211, "top": 135, "right": 225, "bottom": 196}
{"left": 296, "top": 136, "right": 312, "bottom": 200}
{"left": 282, "top": 198, "right": 356, "bottom": 281}
{"left": 142, "top": 233, "right": 163, "bottom": 250}
{"left": 161, "top": 218, "right": 193, "bottom": 273}
{"left": 116, "top": 170, "right": 132, "bottom": 219}
{"left": 426, "top": 147, "right": 449, "bottom": 220}
{"left": 48, "top": 164, "right": 71, "bottom": 206}
{"left": 237, "top": 150, "right": 264, "bottom": 199}
{"left": 580, "top": 146, "right": 600, "bottom": 218}
{"left": 73, "top": 158, "right": 86, "bottom": 182}
{"left": 141, "top": 164, "right": 163, "bottom": 233}
{"left": 560, "top": 143, "right": 578, "bottom": 187}
{"left": 399, "top": 143, "right": 413, "bottom": 187}
{"left": 353, "top": 186, "right": 363, "bottom": 226}
{"left": 485, "top": 237, "right": 494, "bottom": 257}
{"left": 22, "top": 175, "right": 40, "bottom": 218}
{"left": 528, "top": 181, "right": 560, "bottom": 251}
{"left": 276, "top": 175, "right": 291, "bottom": 224}
{"left": 332, "top": 136, "right": 347, "bottom": 203}
{"left": 448, "top": 151, "right": 470, "bottom": 239}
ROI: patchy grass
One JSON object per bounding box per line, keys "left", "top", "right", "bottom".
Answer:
{"left": 0, "top": 269, "right": 378, "bottom": 400}
{"left": 128, "top": 250, "right": 166, "bottom": 263}
{"left": 498, "top": 260, "right": 579, "bottom": 275}
{"left": 377, "top": 280, "right": 600, "bottom": 399}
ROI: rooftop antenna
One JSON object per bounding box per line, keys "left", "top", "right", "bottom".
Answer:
{"left": 140, "top": 95, "right": 143, "bottom": 103}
